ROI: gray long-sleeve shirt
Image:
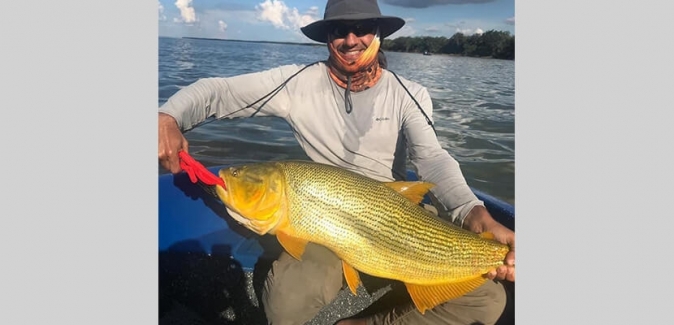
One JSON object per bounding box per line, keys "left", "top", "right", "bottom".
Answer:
{"left": 159, "top": 61, "right": 483, "bottom": 226}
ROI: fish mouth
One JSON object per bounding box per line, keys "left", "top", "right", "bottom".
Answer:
{"left": 214, "top": 174, "right": 231, "bottom": 204}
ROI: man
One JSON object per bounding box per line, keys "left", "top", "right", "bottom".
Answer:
{"left": 158, "top": 0, "right": 515, "bottom": 324}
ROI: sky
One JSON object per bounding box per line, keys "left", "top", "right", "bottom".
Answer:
{"left": 158, "top": 0, "right": 515, "bottom": 42}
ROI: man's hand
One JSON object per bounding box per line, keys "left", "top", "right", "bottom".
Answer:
{"left": 158, "top": 113, "right": 189, "bottom": 174}
{"left": 463, "top": 205, "right": 515, "bottom": 282}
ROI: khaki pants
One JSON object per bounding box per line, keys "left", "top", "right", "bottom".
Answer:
{"left": 261, "top": 242, "right": 508, "bottom": 325}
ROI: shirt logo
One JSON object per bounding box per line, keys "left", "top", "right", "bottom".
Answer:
{"left": 375, "top": 117, "right": 390, "bottom": 121}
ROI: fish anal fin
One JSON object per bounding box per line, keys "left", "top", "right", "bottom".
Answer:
{"left": 384, "top": 181, "right": 435, "bottom": 204}
{"left": 276, "top": 231, "right": 308, "bottom": 261}
{"left": 404, "top": 276, "right": 487, "bottom": 314}
{"left": 342, "top": 261, "right": 362, "bottom": 295}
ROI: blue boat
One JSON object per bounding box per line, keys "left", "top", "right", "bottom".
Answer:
{"left": 159, "top": 164, "right": 515, "bottom": 324}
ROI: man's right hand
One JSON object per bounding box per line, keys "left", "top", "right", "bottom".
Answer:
{"left": 158, "top": 112, "right": 189, "bottom": 174}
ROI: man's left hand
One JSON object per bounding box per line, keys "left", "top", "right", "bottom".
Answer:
{"left": 463, "top": 205, "right": 515, "bottom": 282}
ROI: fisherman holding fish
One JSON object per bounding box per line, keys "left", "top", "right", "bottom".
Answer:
{"left": 158, "top": 0, "right": 515, "bottom": 324}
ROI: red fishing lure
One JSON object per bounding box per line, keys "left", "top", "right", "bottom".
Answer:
{"left": 178, "top": 151, "right": 226, "bottom": 189}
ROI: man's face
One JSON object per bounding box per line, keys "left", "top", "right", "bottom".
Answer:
{"left": 328, "top": 20, "right": 378, "bottom": 62}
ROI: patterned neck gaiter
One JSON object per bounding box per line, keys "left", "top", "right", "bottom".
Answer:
{"left": 327, "top": 33, "right": 383, "bottom": 93}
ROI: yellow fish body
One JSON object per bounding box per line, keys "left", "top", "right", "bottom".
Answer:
{"left": 214, "top": 160, "right": 509, "bottom": 313}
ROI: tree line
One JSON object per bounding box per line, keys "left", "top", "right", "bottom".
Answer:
{"left": 381, "top": 30, "right": 514, "bottom": 60}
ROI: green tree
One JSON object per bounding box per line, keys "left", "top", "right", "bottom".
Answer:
{"left": 380, "top": 30, "right": 514, "bottom": 60}
{"left": 441, "top": 33, "right": 466, "bottom": 55}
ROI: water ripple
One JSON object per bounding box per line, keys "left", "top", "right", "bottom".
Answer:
{"left": 158, "top": 37, "right": 514, "bottom": 204}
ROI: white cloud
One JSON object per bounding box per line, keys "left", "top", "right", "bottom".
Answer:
{"left": 305, "top": 6, "right": 320, "bottom": 17}
{"left": 255, "top": 0, "right": 319, "bottom": 30}
{"left": 456, "top": 27, "right": 483, "bottom": 35}
{"left": 404, "top": 17, "right": 416, "bottom": 23}
{"left": 219, "top": 20, "right": 228, "bottom": 32}
{"left": 158, "top": 2, "right": 167, "bottom": 21}
{"left": 443, "top": 21, "right": 487, "bottom": 36}
{"left": 175, "top": 0, "right": 197, "bottom": 24}
{"left": 287, "top": 7, "right": 318, "bottom": 29}
{"left": 505, "top": 16, "right": 515, "bottom": 25}
{"left": 256, "top": 0, "right": 288, "bottom": 28}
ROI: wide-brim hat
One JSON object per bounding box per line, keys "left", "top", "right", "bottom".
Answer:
{"left": 301, "top": 0, "right": 405, "bottom": 43}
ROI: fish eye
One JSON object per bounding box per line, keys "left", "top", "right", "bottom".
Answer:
{"left": 230, "top": 167, "right": 240, "bottom": 177}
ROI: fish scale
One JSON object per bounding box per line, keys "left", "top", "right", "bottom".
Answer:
{"left": 276, "top": 161, "right": 507, "bottom": 283}
{"left": 216, "top": 160, "right": 510, "bottom": 311}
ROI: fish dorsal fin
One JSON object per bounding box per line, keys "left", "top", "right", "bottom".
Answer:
{"left": 404, "top": 276, "right": 487, "bottom": 314}
{"left": 384, "top": 181, "right": 435, "bottom": 205}
{"left": 276, "top": 231, "right": 308, "bottom": 261}
{"left": 342, "top": 261, "right": 362, "bottom": 295}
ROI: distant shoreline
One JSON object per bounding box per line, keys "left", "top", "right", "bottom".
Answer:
{"left": 180, "top": 37, "right": 323, "bottom": 47}
{"left": 165, "top": 36, "right": 513, "bottom": 60}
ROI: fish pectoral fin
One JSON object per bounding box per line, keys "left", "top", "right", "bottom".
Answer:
{"left": 384, "top": 181, "right": 436, "bottom": 205}
{"left": 342, "top": 261, "right": 362, "bottom": 295}
{"left": 404, "top": 276, "right": 487, "bottom": 314}
{"left": 276, "top": 232, "right": 308, "bottom": 261}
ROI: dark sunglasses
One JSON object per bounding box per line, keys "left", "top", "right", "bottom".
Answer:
{"left": 330, "top": 20, "right": 378, "bottom": 38}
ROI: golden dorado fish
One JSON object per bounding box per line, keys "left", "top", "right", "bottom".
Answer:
{"left": 214, "top": 160, "right": 510, "bottom": 313}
